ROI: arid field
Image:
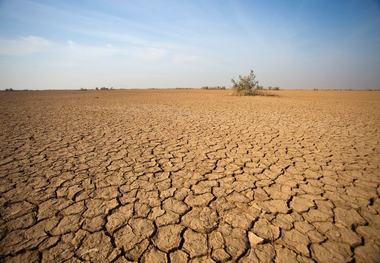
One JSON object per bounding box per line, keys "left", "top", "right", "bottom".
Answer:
{"left": 0, "top": 89, "right": 379, "bottom": 262}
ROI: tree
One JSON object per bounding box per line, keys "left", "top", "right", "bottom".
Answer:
{"left": 231, "top": 70, "right": 261, "bottom": 96}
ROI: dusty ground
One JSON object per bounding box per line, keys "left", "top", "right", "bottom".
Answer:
{"left": 0, "top": 89, "right": 379, "bottom": 263}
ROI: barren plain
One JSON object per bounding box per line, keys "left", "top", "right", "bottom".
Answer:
{"left": 0, "top": 89, "right": 379, "bottom": 262}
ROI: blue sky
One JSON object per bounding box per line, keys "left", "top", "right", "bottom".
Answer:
{"left": 0, "top": 0, "right": 379, "bottom": 89}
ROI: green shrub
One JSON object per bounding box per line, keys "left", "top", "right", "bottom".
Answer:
{"left": 231, "top": 70, "right": 262, "bottom": 96}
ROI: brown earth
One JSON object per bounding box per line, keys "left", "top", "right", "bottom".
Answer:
{"left": 0, "top": 89, "right": 380, "bottom": 263}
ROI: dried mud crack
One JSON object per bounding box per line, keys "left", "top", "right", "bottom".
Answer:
{"left": 1, "top": 90, "right": 380, "bottom": 262}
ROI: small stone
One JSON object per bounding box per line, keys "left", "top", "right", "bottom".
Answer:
{"left": 248, "top": 232, "right": 264, "bottom": 247}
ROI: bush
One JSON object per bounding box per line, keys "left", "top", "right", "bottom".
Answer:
{"left": 231, "top": 70, "right": 262, "bottom": 96}
{"left": 201, "top": 86, "right": 226, "bottom": 90}
{"left": 267, "top": 86, "right": 279, "bottom": 90}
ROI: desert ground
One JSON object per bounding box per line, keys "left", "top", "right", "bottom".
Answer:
{"left": 0, "top": 89, "right": 379, "bottom": 262}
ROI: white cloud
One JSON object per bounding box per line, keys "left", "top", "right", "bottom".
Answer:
{"left": 172, "top": 54, "right": 199, "bottom": 64}
{"left": 0, "top": 35, "right": 53, "bottom": 55}
{"left": 0, "top": 35, "right": 211, "bottom": 89}
{"left": 134, "top": 47, "right": 168, "bottom": 60}
{"left": 67, "top": 40, "right": 75, "bottom": 48}
{"left": 0, "top": 35, "right": 199, "bottom": 63}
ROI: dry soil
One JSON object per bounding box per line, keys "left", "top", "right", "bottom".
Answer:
{"left": 0, "top": 90, "right": 380, "bottom": 262}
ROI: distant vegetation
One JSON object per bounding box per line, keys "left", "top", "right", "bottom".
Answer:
{"left": 95, "top": 87, "right": 114, "bottom": 91}
{"left": 267, "top": 86, "right": 280, "bottom": 90}
{"left": 79, "top": 87, "right": 114, "bottom": 91}
{"left": 201, "top": 86, "right": 226, "bottom": 90}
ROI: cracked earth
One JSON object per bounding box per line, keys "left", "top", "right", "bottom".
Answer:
{"left": 0, "top": 90, "right": 380, "bottom": 263}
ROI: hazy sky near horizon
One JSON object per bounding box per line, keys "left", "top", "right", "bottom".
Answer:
{"left": 0, "top": 0, "right": 379, "bottom": 90}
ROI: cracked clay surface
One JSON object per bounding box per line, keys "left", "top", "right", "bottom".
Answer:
{"left": 0, "top": 90, "right": 379, "bottom": 262}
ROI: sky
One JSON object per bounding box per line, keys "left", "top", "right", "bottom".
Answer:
{"left": 0, "top": 0, "right": 379, "bottom": 90}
